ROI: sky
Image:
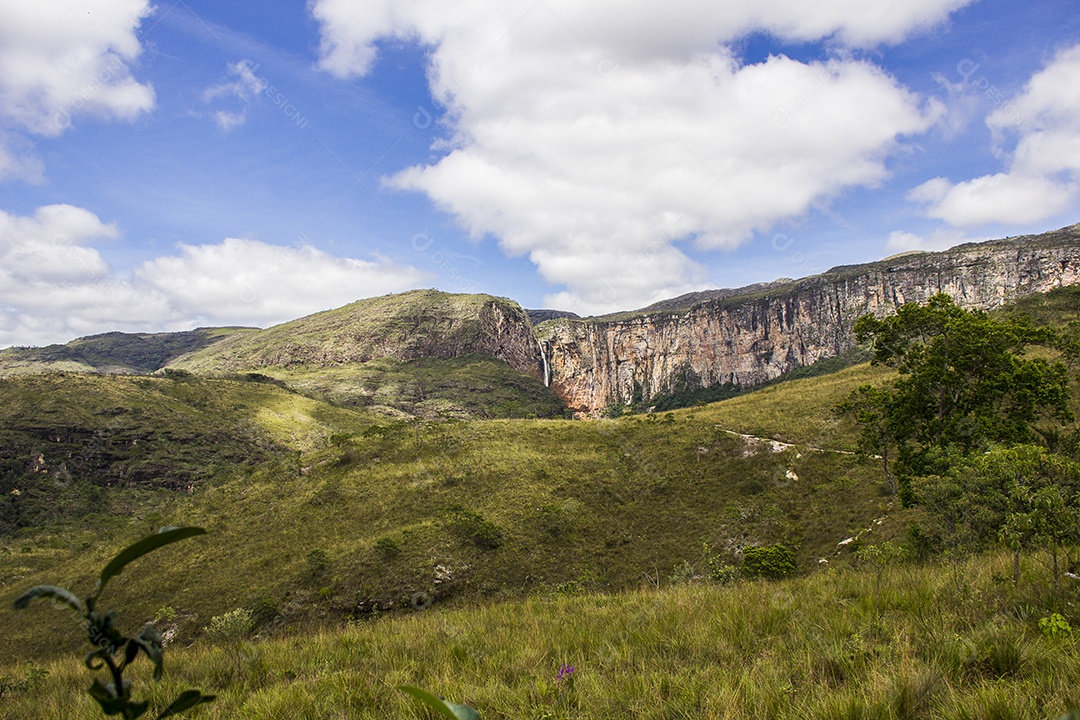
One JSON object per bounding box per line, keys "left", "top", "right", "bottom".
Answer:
{"left": 1, "top": 0, "right": 1079, "bottom": 347}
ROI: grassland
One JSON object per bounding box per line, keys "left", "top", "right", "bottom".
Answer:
{"left": 1, "top": 551, "right": 1077, "bottom": 719}
{"left": 1, "top": 286, "right": 1078, "bottom": 717}
{"left": 0, "top": 362, "right": 904, "bottom": 664}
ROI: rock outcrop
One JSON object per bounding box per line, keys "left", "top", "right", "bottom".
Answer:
{"left": 539, "top": 224, "right": 1080, "bottom": 414}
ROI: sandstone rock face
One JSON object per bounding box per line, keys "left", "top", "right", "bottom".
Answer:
{"left": 538, "top": 226, "right": 1080, "bottom": 414}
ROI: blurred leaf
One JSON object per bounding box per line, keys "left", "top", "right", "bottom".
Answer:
{"left": 133, "top": 625, "right": 165, "bottom": 680}
{"left": 97, "top": 527, "right": 206, "bottom": 595}
{"left": 398, "top": 685, "right": 481, "bottom": 720}
{"left": 89, "top": 678, "right": 133, "bottom": 715}
{"left": 85, "top": 648, "right": 110, "bottom": 670}
{"left": 155, "top": 689, "right": 216, "bottom": 718}
{"left": 12, "top": 585, "right": 84, "bottom": 614}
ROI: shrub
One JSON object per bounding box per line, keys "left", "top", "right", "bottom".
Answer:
{"left": 249, "top": 594, "right": 279, "bottom": 626}
{"left": 1039, "top": 613, "right": 1073, "bottom": 639}
{"left": 449, "top": 506, "right": 503, "bottom": 550}
{"left": 741, "top": 544, "right": 797, "bottom": 579}
{"left": 668, "top": 559, "right": 699, "bottom": 585}
{"left": 374, "top": 537, "right": 401, "bottom": 560}
{"left": 205, "top": 608, "right": 254, "bottom": 643}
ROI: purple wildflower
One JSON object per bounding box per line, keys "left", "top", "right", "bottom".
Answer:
{"left": 555, "top": 663, "right": 576, "bottom": 683}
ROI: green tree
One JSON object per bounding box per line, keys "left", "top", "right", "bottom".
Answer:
{"left": 846, "top": 293, "right": 1072, "bottom": 498}
{"left": 835, "top": 384, "right": 897, "bottom": 493}
{"left": 913, "top": 445, "right": 1080, "bottom": 587}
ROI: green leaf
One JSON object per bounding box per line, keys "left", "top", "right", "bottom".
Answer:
{"left": 97, "top": 527, "right": 206, "bottom": 595}
{"left": 398, "top": 685, "right": 481, "bottom": 720}
{"left": 155, "top": 689, "right": 217, "bottom": 718}
{"left": 125, "top": 700, "right": 149, "bottom": 719}
{"left": 133, "top": 625, "right": 165, "bottom": 680}
{"left": 12, "top": 585, "right": 84, "bottom": 614}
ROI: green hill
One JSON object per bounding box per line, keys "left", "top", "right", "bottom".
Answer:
{"left": 0, "top": 327, "right": 252, "bottom": 376}
{"left": 0, "top": 290, "right": 566, "bottom": 421}
{"left": 0, "top": 361, "right": 898, "bottom": 662}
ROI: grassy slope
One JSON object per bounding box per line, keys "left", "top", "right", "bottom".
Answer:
{"left": 2, "top": 553, "right": 1077, "bottom": 719}
{"left": 0, "top": 328, "right": 253, "bottom": 376}
{"left": 223, "top": 355, "right": 570, "bottom": 420}
{"left": 167, "top": 290, "right": 528, "bottom": 372}
{"left": 167, "top": 290, "right": 566, "bottom": 420}
{"left": 0, "top": 362, "right": 900, "bottom": 663}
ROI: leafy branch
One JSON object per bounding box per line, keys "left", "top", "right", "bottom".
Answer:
{"left": 13, "top": 526, "right": 215, "bottom": 719}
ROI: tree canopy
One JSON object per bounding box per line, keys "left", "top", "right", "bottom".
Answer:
{"left": 842, "top": 293, "right": 1073, "bottom": 497}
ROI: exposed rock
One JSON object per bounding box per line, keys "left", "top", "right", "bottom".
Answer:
{"left": 539, "top": 224, "right": 1080, "bottom": 413}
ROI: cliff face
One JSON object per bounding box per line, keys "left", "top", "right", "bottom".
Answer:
{"left": 539, "top": 225, "right": 1080, "bottom": 413}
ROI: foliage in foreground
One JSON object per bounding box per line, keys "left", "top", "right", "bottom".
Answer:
{"left": 13, "top": 527, "right": 215, "bottom": 718}
{"left": 2, "top": 551, "right": 1078, "bottom": 719}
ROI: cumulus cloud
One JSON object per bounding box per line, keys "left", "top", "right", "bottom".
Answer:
{"left": 909, "top": 43, "right": 1080, "bottom": 227}
{"left": 0, "top": 0, "right": 155, "bottom": 178}
{"left": 0, "top": 204, "right": 168, "bottom": 346}
{"left": 136, "top": 237, "right": 430, "bottom": 325}
{"left": 311, "top": 0, "right": 963, "bottom": 313}
{"left": 0, "top": 206, "right": 430, "bottom": 347}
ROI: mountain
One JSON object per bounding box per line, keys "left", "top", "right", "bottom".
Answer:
{"left": 0, "top": 327, "right": 252, "bottom": 375}
{"left": 539, "top": 223, "right": 1080, "bottom": 412}
{"left": 166, "top": 289, "right": 566, "bottom": 419}
{"left": 2, "top": 224, "right": 1078, "bottom": 417}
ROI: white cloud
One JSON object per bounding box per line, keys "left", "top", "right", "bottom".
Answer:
{"left": 0, "top": 0, "right": 154, "bottom": 178}
{"left": 213, "top": 110, "right": 247, "bottom": 133}
{"left": 202, "top": 60, "right": 270, "bottom": 131}
{"left": 0, "top": 206, "right": 430, "bottom": 347}
{"left": 909, "top": 43, "right": 1080, "bottom": 227}
{"left": 135, "top": 237, "right": 430, "bottom": 325}
{"left": 886, "top": 227, "right": 988, "bottom": 253}
{"left": 311, "top": 0, "right": 961, "bottom": 313}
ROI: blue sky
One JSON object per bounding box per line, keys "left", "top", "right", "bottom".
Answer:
{"left": 1, "top": 0, "right": 1078, "bottom": 346}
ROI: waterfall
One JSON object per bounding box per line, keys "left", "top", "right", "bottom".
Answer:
{"left": 537, "top": 339, "right": 551, "bottom": 387}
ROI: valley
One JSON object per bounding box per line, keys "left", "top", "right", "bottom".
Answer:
{"left": 0, "top": 229, "right": 1078, "bottom": 718}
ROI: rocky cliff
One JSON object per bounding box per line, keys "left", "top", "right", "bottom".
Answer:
{"left": 539, "top": 224, "right": 1080, "bottom": 413}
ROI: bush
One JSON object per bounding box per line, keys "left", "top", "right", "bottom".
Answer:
{"left": 374, "top": 537, "right": 401, "bottom": 560}
{"left": 1039, "top": 613, "right": 1073, "bottom": 639}
{"left": 741, "top": 544, "right": 796, "bottom": 579}
{"left": 205, "top": 608, "right": 254, "bottom": 643}
{"left": 449, "top": 506, "right": 503, "bottom": 550}
{"left": 249, "top": 594, "right": 279, "bottom": 626}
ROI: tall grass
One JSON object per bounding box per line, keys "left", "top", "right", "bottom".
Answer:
{"left": 3, "top": 552, "right": 1077, "bottom": 719}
